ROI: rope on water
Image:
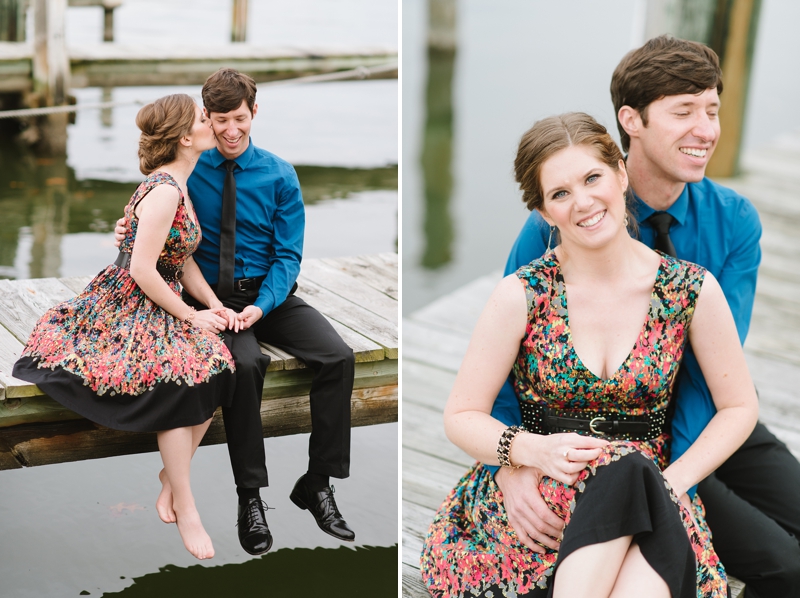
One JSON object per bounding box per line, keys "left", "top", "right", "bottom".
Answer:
{"left": 0, "top": 61, "right": 398, "bottom": 119}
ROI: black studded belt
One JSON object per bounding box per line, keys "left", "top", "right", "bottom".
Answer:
{"left": 113, "top": 251, "right": 184, "bottom": 282}
{"left": 519, "top": 400, "right": 666, "bottom": 441}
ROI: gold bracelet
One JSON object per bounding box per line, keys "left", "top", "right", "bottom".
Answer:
{"left": 497, "top": 425, "right": 525, "bottom": 468}
{"left": 183, "top": 306, "right": 196, "bottom": 325}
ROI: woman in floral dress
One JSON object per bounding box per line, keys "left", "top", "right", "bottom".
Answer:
{"left": 14, "top": 94, "right": 237, "bottom": 560}
{"left": 420, "top": 113, "right": 759, "bottom": 597}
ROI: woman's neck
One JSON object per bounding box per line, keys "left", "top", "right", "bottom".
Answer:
{"left": 555, "top": 231, "right": 646, "bottom": 286}
{"left": 155, "top": 151, "right": 200, "bottom": 192}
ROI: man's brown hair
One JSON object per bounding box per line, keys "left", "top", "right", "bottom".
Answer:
{"left": 611, "top": 35, "right": 723, "bottom": 152}
{"left": 202, "top": 68, "right": 257, "bottom": 115}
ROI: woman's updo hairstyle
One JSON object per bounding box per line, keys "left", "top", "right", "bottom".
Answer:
{"left": 515, "top": 112, "right": 630, "bottom": 215}
{"left": 135, "top": 94, "right": 196, "bottom": 175}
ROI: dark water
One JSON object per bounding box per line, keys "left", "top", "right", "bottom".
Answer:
{"left": 0, "top": 2, "right": 398, "bottom": 596}
{"left": 100, "top": 546, "right": 397, "bottom": 597}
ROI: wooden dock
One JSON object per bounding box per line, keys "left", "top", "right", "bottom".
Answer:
{"left": 401, "top": 133, "right": 800, "bottom": 597}
{"left": 0, "top": 252, "right": 397, "bottom": 470}
{"left": 0, "top": 43, "right": 397, "bottom": 92}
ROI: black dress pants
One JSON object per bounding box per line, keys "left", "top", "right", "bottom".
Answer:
{"left": 185, "top": 287, "right": 355, "bottom": 489}
{"left": 697, "top": 422, "right": 800, "bottom": 598}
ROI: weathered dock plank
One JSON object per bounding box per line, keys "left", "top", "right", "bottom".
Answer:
{"left": 296, "top": 278, "right": 397, "bottom": 359}
{"left": 0, "top": 254, "right": 397, "bottom": 468}
{"left": 321, "top": 253, "right": 399, "bottom": 299}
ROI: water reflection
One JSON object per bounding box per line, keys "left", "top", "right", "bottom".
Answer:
{"left": 420, "top": 0, "right": 456, "bottom": 270}
{"left": 100, "top": 545, "right": 397, "bottom": 597}
{"left": 0, "top": 137, "right": 397, "bottom": 280}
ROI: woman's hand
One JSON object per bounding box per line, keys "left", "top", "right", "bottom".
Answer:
{"left": 114, "top": 216, "right": 128, "bottom": 247}
{"left": 511, "top": 432, "right": 609, "bottom": 486}
{"left": 210, "top": 306, "right": 240, "bottom": 332}
{"left": 191, "top": 309, "right": 229, "bottom": 333}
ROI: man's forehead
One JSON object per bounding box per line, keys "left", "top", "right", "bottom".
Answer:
{"left": 659, "top": 90, "right": 720, "bottom": 107}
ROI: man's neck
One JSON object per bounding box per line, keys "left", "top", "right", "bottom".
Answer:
{"left": 626, "top": 152, "right": 687, "bottom": 212}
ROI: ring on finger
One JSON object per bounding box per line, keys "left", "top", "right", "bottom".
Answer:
{"left": 563, "top": 450, "right": 569, "bottom": 459}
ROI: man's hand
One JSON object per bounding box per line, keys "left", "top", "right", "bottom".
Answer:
{"left": 113, "top": 216, "right": 128, "bottom": 248}
{"left": 237, "top": 305, "right": 263, "bottom": 330}
{"left": 495, "top": 466, "right": 565, "bottom": 553}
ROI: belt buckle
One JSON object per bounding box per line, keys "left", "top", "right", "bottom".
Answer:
{"left": 589, "top": 416, "right": 606, "bottom": 436}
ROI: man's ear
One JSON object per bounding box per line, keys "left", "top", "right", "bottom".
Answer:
{"left": 617, "top": 106, "right": 642, "bottom": 140}
{"left": 252, "top": 103, "right": 258, "bottom": 118}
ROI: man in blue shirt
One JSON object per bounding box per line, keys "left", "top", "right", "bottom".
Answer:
{"left": 489, "top": 37, "right": 800, "bottom": 596}
{"left": 135, "top": 68, "right": 356, "bottom": 554}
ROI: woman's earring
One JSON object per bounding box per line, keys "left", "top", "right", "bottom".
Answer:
{"left": 547, "top": 225, "right": 556, "bottom": 252}
{"left": 624, "top": 214, "right": 629, "bottom": 228}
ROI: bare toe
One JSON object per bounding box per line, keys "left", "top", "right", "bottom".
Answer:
{"left": 156, "top": 469, "right": 176, "bottom": 524}
{"left": 175, "top": 507, "right": 214, "bottom": 560}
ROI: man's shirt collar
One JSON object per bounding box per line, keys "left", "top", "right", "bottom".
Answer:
{"left": 633, "top": 183, "right": 690, "bottom": 227}
{"left": 208, "top": 137, "right": 255, "bottom": 170}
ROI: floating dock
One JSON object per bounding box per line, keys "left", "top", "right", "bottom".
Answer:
{"left": 0, "top": 252, "right": 397, "bottom": 470}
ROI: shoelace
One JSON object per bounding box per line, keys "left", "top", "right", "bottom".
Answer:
{"left": 317, "top": 486, "right": 343, "bottom": 521}
{"left": 235, "top": 500, "right": 274, "bottom": 529}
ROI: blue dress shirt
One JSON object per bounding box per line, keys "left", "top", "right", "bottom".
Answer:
{"left": 188, "top": 139, "right": 304, "bottom": 318}
{"left": 486, "top": 178, "right": 762, "bottom": 496}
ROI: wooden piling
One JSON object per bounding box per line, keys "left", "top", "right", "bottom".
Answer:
{"left": 706, "top": 0, "right": 763, "bottom": 178}
{"left": 0, "top": 0, "right": 26, "bottom": 42}
{"left": 231, "top": 0, "right": 248, "bottom": 43}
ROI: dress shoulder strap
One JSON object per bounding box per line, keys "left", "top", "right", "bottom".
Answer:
{"left": 129, "top": 172, "right": 184, "bottom": 214}
{"left": 515, "top": 253, "right": 559, "bottom": 319}
{"left": 655, "top": 254, "right": 707, "bottom": 330}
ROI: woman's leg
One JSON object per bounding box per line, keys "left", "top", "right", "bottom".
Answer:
{"left": 552, "top": 536, "right": 632, "bottom": 598}
{"left": 609, "top": 543, "right": 670, "bottom": 598}
{"left": 156, "top": 418, "right": 213, "bottom": 523}
{"left": 157, "top": 419, "right": 214, "bottom": 559}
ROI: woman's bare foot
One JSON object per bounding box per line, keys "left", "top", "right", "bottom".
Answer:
{"left": 174, "top": 505, "right": 215, "bottom": 560}
{"left": 156, "top": 469, "right": 177, "bottom": 523}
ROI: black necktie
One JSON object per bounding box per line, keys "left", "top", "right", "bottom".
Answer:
{"left": 647, "top": 211, "right": 677, "bottom": 258}
{"left": 218, "top": 160, "right": 237, "bottom": 299}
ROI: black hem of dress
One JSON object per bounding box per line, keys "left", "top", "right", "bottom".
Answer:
{"left": 13, "top": 356, "right": 234, "bottom": 433}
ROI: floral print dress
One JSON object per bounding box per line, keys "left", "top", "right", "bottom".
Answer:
{"left": 420, "top": 253, "right": 727, "bottom": 598}
{"left": 13, "top": 172, "right": 235, "bottom": 432}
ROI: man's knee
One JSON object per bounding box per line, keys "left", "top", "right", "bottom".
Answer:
{"left": 747, "top": 540, "right": 800, "bottom": 598}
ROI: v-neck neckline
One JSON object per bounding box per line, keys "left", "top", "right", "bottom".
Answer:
{"left": 550, "top": 251, "right": 665, "bottom": 383}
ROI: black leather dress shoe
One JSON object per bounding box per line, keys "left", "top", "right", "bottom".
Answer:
{"left": 289, "top": 476, "right": 355, "bottom": 542}
{"left": 237, "top": 498, "right": 274, "bottom": 555}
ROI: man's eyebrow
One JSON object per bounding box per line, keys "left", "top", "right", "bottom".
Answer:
{"left": 670, "top": 99, "right": 720, "bottom": 108}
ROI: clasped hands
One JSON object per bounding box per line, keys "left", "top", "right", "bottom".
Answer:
{"left": 497, "top": 432, "right": 608, "bottom": 553}
{"left": 191, "top": 305, "right": 262, "bottom": 333}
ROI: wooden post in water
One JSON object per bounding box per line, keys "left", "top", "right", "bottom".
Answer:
{"left": 32, "top": 0, "right": 70, "bottom": 154}
{"left": 706, "top": 0, "right": 762, "bottom": 178}
{"left": 0, "top": 0, "right": 26, "bottom": 41}
{"left": 231, "top": 0, "right": 248, "bottom": 43}
{"left": 420, "top": 0, "right": 456, "bottom": 270}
